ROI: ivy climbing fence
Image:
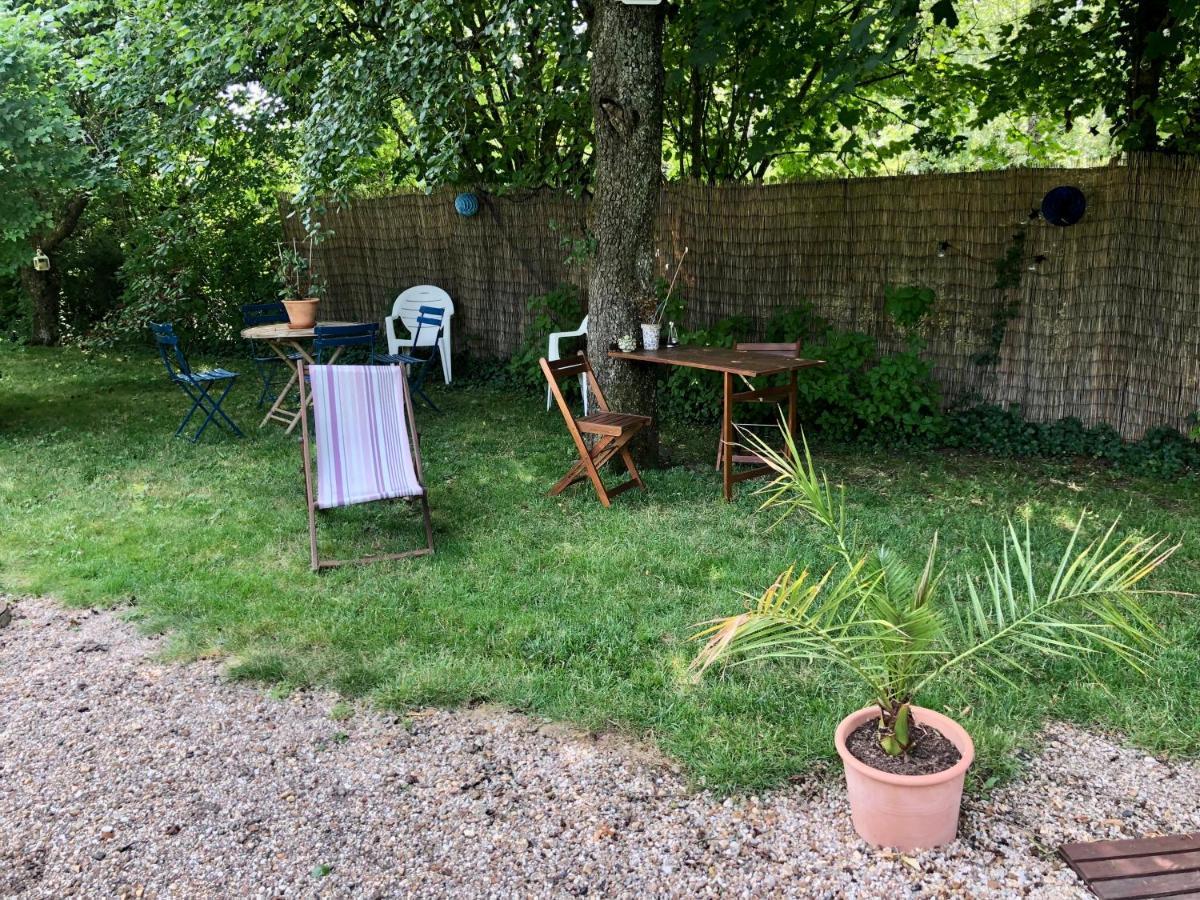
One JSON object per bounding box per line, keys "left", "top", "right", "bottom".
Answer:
{"left": 285, "top": 153, "right": 1200, "bottom": 438}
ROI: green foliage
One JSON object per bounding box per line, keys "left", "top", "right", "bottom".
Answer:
{"left": 115, "top": 0, "right": 593, "bottom": 205}
{"left": 0, "top": 275, "right": 26, "bottom": 340}
{"left": 944, "top": 406, "right": 1200, "bottom": 477}
{"left": 0, "top": 1, "right": 293, "bottom": 346}
{"left": 663, "top": 0, "right": 939, "bottom": 180}
{"left": 763, "top": 303, "right": 828, "bottom": 343}
{"left": 275, "top": 241, "right": 323, "bottom": 302}
{"left": 693, "top": 427, "right": 1178, "bottom": 757}
{"left": 973, "top": 228, "right": 1027, "bottom": 367}
{"left": 54, "top": 212, "right": 125, "bottom": 339}
{"left": 506, "top": 283, "right": 586, "bottom": 392}
{"left": 550, "top": 221, "right": 597, "bottom": 269}
{"left": 658, "top": 301, "right": 943, "bottom": 442}
{"left": 856, "top": 348, "right": 943, "bottom": 438}
{"left": 882, "top": 283, "right": 935, "bottom": 332}
{"left": 0, "top": 4, "right": 108, "bottom": 273}
{"left": 88, "top": 161, "right": 284, "bottom": 347}
{"left": 978, "top": 0, "right": 1200, "bottom": 153}
{"left": 781, "top": 295, "right": 942, "bottom": 442}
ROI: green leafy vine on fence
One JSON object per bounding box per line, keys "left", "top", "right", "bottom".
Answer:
{"left": 973, "top": 227, "right": 1027, "bottom": 367}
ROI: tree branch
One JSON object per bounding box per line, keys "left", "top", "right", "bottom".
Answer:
{"left": 40, "top": 194, "right": 90, "bottom": 252}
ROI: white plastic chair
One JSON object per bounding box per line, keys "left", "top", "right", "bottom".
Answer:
{"left": 385, "top": 285, "right": 455, "bottom": 384}
{"left": 545, "top": 315, "right": 589, "bottom": 415}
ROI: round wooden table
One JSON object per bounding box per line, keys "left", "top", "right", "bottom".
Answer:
{"left": 240, "top": 321, "right": 354, "bottom": 433}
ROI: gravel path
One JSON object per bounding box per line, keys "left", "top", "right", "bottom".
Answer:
{"left": 2, "top": 598, "right": 1198, "bottom": 899}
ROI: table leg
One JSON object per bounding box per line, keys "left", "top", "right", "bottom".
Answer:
{"left": 722, "top": 371, "right": 733, "bottom": 502}
{"left": 259, "top": 341, "right": 314, "bottom": 431}
{"left": 788, "top": 371, "right": 798, "bottom": 459}
{"left": 259, "top": 343, "right": 301, "bottom": 429}
{"left": 283, "top": 342, "right": 319, "bottom": 434}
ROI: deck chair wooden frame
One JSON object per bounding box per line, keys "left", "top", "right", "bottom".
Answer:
{"left": 541, "top": 351, "right": 650, "bottom": 507}
{"left": 297, "top": 361, "right": 433, "bottom": 571}
{"left": 716, "top": 341, "right": 802, "bottom": 469}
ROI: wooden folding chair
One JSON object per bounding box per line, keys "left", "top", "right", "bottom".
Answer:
{"left": 298, "top": 362, "right": 434, "bottom": 571}
{"left": 715, "top": 341, "right": 802, "bottom": 469}
{"left": 540, "top": 352, "right": 650, "bottom": 507}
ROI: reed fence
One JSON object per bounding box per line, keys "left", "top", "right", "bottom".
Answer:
{"left": 285, "top": 154, "right": 1200, "bottom": 438}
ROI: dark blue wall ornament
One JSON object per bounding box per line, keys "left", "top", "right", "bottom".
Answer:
{"left": 1040, "top": 186, "right": 1086, "bottom": 227}
{"left": 454, "top": 192, "right": 479, "bottom": 217}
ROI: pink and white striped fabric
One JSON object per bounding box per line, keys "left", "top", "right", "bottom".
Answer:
{"left": 308, "top": 365, "right": 424, "bottom": 509}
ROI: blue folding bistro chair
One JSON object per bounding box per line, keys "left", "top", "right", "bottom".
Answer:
{"left": 241, "top": 302, "right": 301, "bottom": 408}
{"left": 285, "top": 323, "right": 381, "bottom": 433}
{"left": 150, "top": 322, "right": 244, "bottom": 443}
{"left": 373, "top": 305, "right": 445, "bottom": 411}
{"left": 313, "top": 322, "right": 380, "bottom": 364}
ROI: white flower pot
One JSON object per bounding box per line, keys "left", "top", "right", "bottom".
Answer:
{"left": 641, "top": 323, "right": 661, "bottom": 350}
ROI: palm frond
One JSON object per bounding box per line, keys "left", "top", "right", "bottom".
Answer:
{"left": 741, "top": 425, "right": 850, "bottom": 555}
{"left": 690, "top": 562, "right": 896, "bottom": 702}
{"left": 915, "top": 513, "right": 1178, "bottom": 695}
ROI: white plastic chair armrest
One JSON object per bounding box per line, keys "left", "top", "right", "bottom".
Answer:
{"left": 385, "top": 314, "right": 413, "bottom": 356}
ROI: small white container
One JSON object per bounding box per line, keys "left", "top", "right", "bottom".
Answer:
{"left": 641, "top": 323, "right": 661, "bottom": 350}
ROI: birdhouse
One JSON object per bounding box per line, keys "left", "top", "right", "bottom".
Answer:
{"left": 33, "top": 248, "right": 50, "bottom": 272}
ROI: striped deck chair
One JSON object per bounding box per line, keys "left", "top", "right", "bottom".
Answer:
{"left": 297, "top": 363, "right": 433, "bottom": 570}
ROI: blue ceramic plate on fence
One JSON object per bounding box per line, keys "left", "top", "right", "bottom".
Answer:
{"left": 454, "top": 192, "right": 479, "bottom": 217}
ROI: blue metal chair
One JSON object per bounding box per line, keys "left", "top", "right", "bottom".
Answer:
{"left": 242, "top": 302, "right": 301, "bottom": 408}
{"left": 313, "top": 322, "right": 380, "bottom": 365}
{"left": 150, "top": 322, "right": 244, "bottom": 443}
{"left": 373, "top": 305, "right": 445, "bottom": 412}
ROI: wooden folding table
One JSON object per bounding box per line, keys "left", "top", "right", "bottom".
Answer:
{"left": 240, "top": 321, "right": 354, "bottom": 433}
{"left": 608, "top": 346, "right": 824, "bottom": 501}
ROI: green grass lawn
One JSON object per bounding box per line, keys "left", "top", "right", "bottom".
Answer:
{"left": 1, "top": 345, "right": 1198, "bottom": 792}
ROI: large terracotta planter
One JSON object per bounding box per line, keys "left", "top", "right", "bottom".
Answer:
{"left": 283, "top": 298, "right": 320, "bottom": 330}
{"left": 834, "top": 705, "right": 975, "bottom": 851}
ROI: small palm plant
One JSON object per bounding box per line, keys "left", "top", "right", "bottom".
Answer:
{"left": 692, "top": 426, "right": 1178, "bottom": 758}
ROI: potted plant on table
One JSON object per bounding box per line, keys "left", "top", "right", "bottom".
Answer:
{"left": 641, "top": 246, "right": 688, "bottom": 350}
{"left": 277, "top": 239, "right": 324, "bottom": 329}
{"left": 691, "top": 427, "right": 1177, "bottom": 851}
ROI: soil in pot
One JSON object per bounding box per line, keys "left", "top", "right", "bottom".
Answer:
{"left": 846, "top": 718, "right": 962, "bottom": 777}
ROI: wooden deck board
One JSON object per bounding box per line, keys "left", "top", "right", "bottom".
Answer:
{"left": 1061, "top": 834, "right": 1200, "bottom": 899}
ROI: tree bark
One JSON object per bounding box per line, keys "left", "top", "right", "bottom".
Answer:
{"left": 1120, "top": 0, "right": 1173, "bottom": 151}
{"left": 587, "top": 0, "right": 664, "bottom": 465}
{"left": 20, "top": 267, "right": 64, "bottom": 346}
{"left": 20, "top": 193, "right": 90, "bottom": 346}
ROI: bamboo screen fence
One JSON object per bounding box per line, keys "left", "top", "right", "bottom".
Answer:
{"left": 285, "top": 154, "right": 1200, "bottom": 438}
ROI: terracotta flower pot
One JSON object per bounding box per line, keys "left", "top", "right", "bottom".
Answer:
{"left": 834, "top": 705, "right": 975, "bottom": 851}
{"left": 283, "top": 298, "right": 320, "bottom": 330}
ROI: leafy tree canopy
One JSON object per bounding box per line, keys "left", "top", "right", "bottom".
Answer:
{"left": 976, "top": 0, "right": 1200, "bottom": 153}
{"left": 0, "top": 3, "right": 109, "bottom": 273}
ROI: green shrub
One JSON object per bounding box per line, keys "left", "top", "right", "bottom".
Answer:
{"left": 882, "top": 283, "right": 935, "bottom": 331}
{"left": 657, "top": 301, "right": 942, "bottom": 443}
{"left": 507, "top": 283, "right": 586, "bottom": 392}
{"left": 763, "top": 303, "right": 827, "bottom": 343}
{"left": 658, "top": 315, "right": 754, "bottom": 424}
{"left": 943, "top": 405, "right": 1200, "bottom": 476}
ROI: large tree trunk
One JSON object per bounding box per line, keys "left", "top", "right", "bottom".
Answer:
{"left": 587, "top": 0, "right": 664, "bottom": 465}
{"left": 20, "top": 193, "right": 90, "bottom": 346}
{"left": 20, "top": 267, "right": 63, "bottom": 346}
